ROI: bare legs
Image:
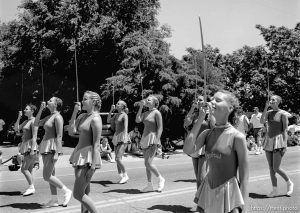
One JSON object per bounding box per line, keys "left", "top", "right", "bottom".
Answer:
{"left": 73, "top": 167, "right": 98, "bottom": 213}
{"left": 142, "top": 145, "right": 165, "bottom": 192}
{"left": 265, "top": 150, "right": 293, "bottom": 196}
{"left": 114, "top": 144, "right": 128, "bottom": 183}
{"left": 42, "top": 154, "right": 72, "bottom": 206}
{"left": 21, "top": 154, "right": 36, "bottom": 196}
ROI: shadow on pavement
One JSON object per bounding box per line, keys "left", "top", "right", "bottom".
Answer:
{"left": 0, "top": 191, "right": 22, "bottom": 196}
{"left": 148, "top": 204, "right": 191, "bottom": 212}
{"left": 91, "top": 180, "right": 114, "bottom": 187}
{"left": 103, "top": 188, "right": 141, "bottom": 194}
{"left": 249, "top": 192, "right": 289, "bottom": 199}
{"left": 174, "top": 179, "right": 196, "bottom": 183}
{"left": 0, "top": 202, "right": 43, "bottom": 210}
{"left": 249, "top": 192, "right": 267, "bottom": 199}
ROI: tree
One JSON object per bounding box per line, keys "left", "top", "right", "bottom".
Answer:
{"left": 0, "top": 0, "right": 161, "bottom": 114}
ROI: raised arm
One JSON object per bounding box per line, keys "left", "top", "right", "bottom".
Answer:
{"left": 32, "top": 102, "right": 46, "bottom": 145}
{"left": 68, "top": 102, "right": 81, "bottom": 138}
{"left": 135, "top": 101, "right": 145, "bottom": 123}
{"left": 107, "top": 105, "right": 115, "bottom": 123}
{"left": 184, "top": 102, "right": 197, "bottom": 129}
{"left": 183, "top": 109, "right": 207, "bottom": 155}
{"left": 155, "top": 110, "right": 163, "bottom": 144}
{"left": 234, "top": 133, "right": 249, "bottom": 213}
{"left": 14, "top": 111, "right": 24, "bottom": 132}
{"left": 260, "top": 101, "right": 269, "bottom": 124}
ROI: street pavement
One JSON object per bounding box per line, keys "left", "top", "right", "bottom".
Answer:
{"left": 0, "top": 144, "right": 299, "bottom": 213}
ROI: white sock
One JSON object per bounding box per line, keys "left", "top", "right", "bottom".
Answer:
{"left": 158, "top": 175, "right": 164, "bottom": 180}
{"left": 287, "top": 179, "right": 293, "bottom": 185}
{"left": 147, "top": 181, "right": 153, "bottom": 186}
{"left": 62, "top": 185, "right": 70, "bottom": 193}
{"left": 29, "top": 184, "right": 34, "bottom": 189}
{"left": 123, "top": 172, "right": 128, "bottom": 177}
{"left": 272, "top": 187, "right": 278, "bottom": 191}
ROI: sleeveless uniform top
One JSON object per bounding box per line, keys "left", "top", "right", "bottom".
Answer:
{"left": 39, "top": 112, "right": 63, "bottom": 154}
{"left": 194, "top": 125, "right": 245, "bottom": 212}
{"left": 140, "top": 109, "right": 161, "bottom": 149}
{"left": 263, "top": 110, "right": 287, "bottom": 151}
{"left": 19, "top": 118, "right": 36, "bottom": 154}
{"left": 112, "top": 112, "right": 129, "bottom": 146}
{"left": 69, "top": 112, "right": 102, "bottom": 168}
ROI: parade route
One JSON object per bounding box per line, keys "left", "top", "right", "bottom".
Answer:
{"left": 0, "top": 146, "right": 299, "bottom": 213}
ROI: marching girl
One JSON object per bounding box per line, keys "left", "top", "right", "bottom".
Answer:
{"left": 184, "top": 90, "right": 249, "bottom": 213}
{"left": 33, "top": 97, "right": 72, "bottom": 207}
{"left": 184, "top": 95, "right": 215, "bottom": 189}
{"left": 69, "top": 91, "right": 102, "bottom": 213}
{"left": 107, "top": 100, "right": 129, "bottom": 184}
{"left": 260, "top": 95, "right": 294, "bottom": 197}
{"left": 136, "top": 95, "right": 165, "bottom": 192}
{"left": 14, "top": 104, "right": 38, "bottom": 196}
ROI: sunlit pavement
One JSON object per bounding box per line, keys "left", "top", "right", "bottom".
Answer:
{"left": 0, "top": 146, "right": 299, "bottom": 213}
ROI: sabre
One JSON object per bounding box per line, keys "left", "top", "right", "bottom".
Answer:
{"left": 112, "top": 73, "right": 115, "bottom": 105}
{"left": 267, "top": 70, "right": 270, "bottom": 101}
{"left": 40, "top": 50, "right": 45, "bottom": 101}
{"left": 138, "top": 61, "right": 144, "bottom": 99}
{"left": 74, "top": 39, "right": 79, "bottom": 102}
{"left": 20, "top": 69, "right": 24, "bottom": 110}
{"left": 198, "top": 16, "right": 207, "bottom": 102}
{"left": 193, "top": 56, "right": 198, "bottom": 101}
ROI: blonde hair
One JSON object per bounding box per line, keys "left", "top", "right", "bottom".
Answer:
{"left": 218, "top": 90, "right": 240, "bottom": 125}
{"left": 148, "top": 95, "right": 159, "bottom": 108}
{"left": 272, "top": 95, "right": 282, "bottom": 105}
{"left": 84, "top": 91, "right": 101, "bottom": 111}
{"left": 54, "top": 97, "right": 63, "bottom": 112}
{"left": 118, "top": 100, "right": 127, "bottom": 110}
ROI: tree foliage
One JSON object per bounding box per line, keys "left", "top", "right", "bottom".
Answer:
{"left": 0, "top": 0, "right": 299, "bottom": 138}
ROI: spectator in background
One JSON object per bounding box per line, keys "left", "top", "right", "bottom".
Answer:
{"left": 235, "top": 107, "right": 249, "bottom": 136}
{"left": 288, "top": 115, "right": 300, "bottom": 135}
{"left": 162, "top": 137, "right": 175, "bottom": 153}
{"left": 128, "top": 126, "right": 141, "bottom": 153}
{"left": 250, "top": 107, "right": 264, "bottom": 155}
{"left": 0, "top": 117, "right": 5, "bottom": 143}
{"left": 287, "top": 130, "right": 300, "bottom": 146}
{"left": 100, "top": 137, "right": 114, "bottom": 162}
{"left": 246, "top": 135, "right": 257, "bottom": 151}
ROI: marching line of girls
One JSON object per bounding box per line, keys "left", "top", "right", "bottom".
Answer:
{"left": 13, "top": 90, "right": 294, "bottom": 213}
{"left": 13, "top": 91, "right": 165, "bottom": 212}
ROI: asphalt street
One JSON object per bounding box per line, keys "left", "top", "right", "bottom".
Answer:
{"left": 0, "top": 146, "right": 299, "bottom": 213}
